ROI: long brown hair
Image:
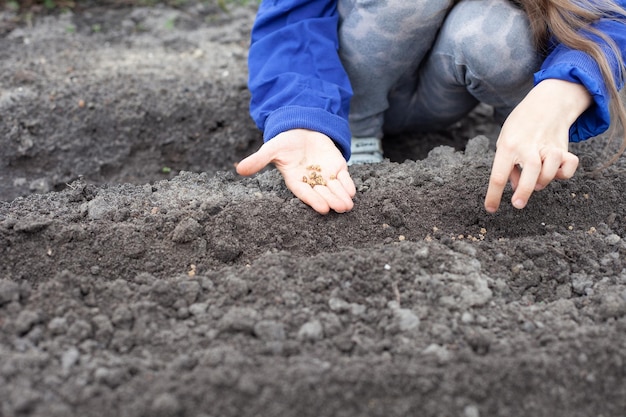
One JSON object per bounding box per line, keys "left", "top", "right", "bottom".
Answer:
{"left": 518, "top": 0, "right": 626, "bottom": 166}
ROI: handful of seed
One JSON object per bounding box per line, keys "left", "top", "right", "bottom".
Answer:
{"left": 303, "top": 164, "right": 327, "bottom": 187}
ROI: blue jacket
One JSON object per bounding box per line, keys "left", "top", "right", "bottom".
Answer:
{"left": 248, "top": 0, "right": 626, "bottom": 160}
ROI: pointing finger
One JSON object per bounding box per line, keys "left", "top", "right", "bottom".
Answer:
{"left": 485, "top": 151, "right": 514, "bottom": 213}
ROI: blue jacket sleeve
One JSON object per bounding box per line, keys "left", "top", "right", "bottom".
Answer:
{"left": 534, "top": 1, "right": 626, "bottom": 142}
{"left": 248, "top": 0, "right": 353, "bottom": 160}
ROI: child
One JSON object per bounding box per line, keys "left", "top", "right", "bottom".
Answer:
{"left": 236, "top": 0, "right": 626, "bottom": 215}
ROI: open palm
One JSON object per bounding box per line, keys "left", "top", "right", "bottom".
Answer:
{"left": 237, "top": 129, "right": 356, "bottom": 214}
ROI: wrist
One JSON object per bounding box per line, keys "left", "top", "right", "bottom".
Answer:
{"left": 528, "top": 79, "right": 592, "bottom": 126}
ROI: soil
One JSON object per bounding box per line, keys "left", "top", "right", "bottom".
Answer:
{"left": 1, "top": 3, "right": 626, "bottom": 417}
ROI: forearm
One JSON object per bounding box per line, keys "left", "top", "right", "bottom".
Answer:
{"left": 248, "top": 0, "right": 352, "bottom": 155}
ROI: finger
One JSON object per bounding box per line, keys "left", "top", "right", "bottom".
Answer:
{"left": 236, "top": 145, "right": 273, "bottom": 177}
{"left": 286, "top": 179, "right": 331, "bottom": 214}
{"left": 325, "top": 179, "right": 354, "bottom": 212}
{"left": 313, "top": 184, "right": 352, "bottom": 213}
{"left": 535, "top": 150, "right": 562, "bottom": 190}
{"left": 555, "top": 152, "right": 579, "bottom": 179}
{"left": 511, "top": 158, "right": 542, "bottom": 209}
{"left": 337, "top": 170, "right": 356, "bottom": 197}
{"left": 485, "top": 152, "right": 515, "bottom": 213}
{"left": 509, "top": 165, "right": 521, "bottom": 192}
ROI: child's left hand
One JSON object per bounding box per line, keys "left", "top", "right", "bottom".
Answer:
{"left": 484, "top": 79, "right": 591, "bottom": 213}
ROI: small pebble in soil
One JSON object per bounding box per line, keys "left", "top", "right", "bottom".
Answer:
{"left": 0, "top": 279, "right": 20, "bottom": 306}
{"left": 150, "top": 393, "right": 183, "bottom": 417}
{"left": 297, "top": 320, "right": 324, "bottom": 342}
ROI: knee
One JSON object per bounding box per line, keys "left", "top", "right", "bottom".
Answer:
{"left": 340, "top": 0, "right": 454, "bottom": 34}
{"left": 438, "top": 0, "right": 540, "bottom": 88}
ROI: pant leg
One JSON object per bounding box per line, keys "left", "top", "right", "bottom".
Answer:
{"left": 383, "top": 0, "right": 542, "bottom": 134}
{"left": 338, "top": 0, "right": 455, "bottom": 138}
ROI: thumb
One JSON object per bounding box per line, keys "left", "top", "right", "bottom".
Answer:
{"left": 236, "top": 144, "right": 273, "bottom": 176}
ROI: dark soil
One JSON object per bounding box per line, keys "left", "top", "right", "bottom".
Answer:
{"left": 1, "top": 3, "right": 626, "bottom": 417}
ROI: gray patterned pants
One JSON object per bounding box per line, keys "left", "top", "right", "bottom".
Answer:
{"left": 338, "top": 0, "right": 541, "bottom": 138}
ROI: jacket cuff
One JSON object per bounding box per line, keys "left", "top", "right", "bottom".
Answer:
{"left": 263, "top": 106, "right": 352, "bottom": 160}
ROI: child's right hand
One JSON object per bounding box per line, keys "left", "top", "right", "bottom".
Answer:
{"left": 484, "top": 79, "right": 588, "bottom": 213}
{"left": 236, "top": 129, "right": 356, "bottom": 214}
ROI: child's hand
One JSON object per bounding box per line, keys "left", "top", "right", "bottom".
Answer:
{"left": 236, "top": 129, "right": 356, "bottom": 214}
{"left": 484, "top": 79, "right": 591, "bottom": 213}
